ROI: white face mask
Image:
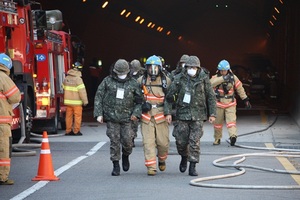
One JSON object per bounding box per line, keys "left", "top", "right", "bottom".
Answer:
{"left": 132, "top": 71, "right": 138, "bottom": 75}
{"left": 187, "top": 68, "right": 197, "bottom": 77}
{"left": 118, "top": 74, "right": 127, "bottom": 79}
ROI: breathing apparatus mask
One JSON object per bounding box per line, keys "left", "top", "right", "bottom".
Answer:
{"left": 147, "top": 64, "right": 160, "bottom": 81}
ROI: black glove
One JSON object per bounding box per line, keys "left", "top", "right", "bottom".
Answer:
{"left": 142, "top": 102, "right": 152, "bottom": 113}
{"left": 134, "top": 96, "right": 144, "bottom": 104}
{"left": 243, "top": 98, "right": 251, "bottom": 109}
{"left": 166, "top": 94, "right": 177, "bottom": 103}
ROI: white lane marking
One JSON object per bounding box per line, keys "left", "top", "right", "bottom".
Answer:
{"left": 10, "top": 142, "right": 106, "bottom": 200}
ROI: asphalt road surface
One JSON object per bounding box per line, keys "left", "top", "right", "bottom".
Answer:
{"left": 2, "top": 113, "right": 300, "bottom": 200}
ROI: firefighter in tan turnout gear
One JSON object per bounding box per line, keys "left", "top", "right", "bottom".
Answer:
{"left": 0, "top": 53, "right": 21, "bottom": 185}
{"left": 137, "top": 55, "right": 172, "bottom": 176}
{"left": 63, "top": 62, "right": 88, "bottom": 136}
{"left": 210, "top": 59, "right": 251, "bottom": 146}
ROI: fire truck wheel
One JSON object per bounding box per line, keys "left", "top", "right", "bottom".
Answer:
{"left": 25, "top": 105, "right": 33, "bottom": 143}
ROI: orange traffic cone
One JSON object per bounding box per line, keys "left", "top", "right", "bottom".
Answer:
{"left": 32, "top": 131, "right": 59, "bottom": 181}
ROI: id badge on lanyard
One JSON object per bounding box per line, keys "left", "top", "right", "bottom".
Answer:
{"left": 116, "top": 88, "right": 125, "bottom": 99}
{"left": 183, "top": 91, "right": 191, "bottom": 104}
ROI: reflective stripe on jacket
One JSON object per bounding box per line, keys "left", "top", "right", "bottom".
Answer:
{"left": 0, "top": 66, "right": 21, "bottom": 125}
{"left": 62, "top": 69, "right": 88, "bottom": 106}
{"left": 137, "top": 75, "right": 171, "bottom": 124}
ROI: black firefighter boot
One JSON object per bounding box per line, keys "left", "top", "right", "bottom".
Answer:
{"left": 188, "top": 162, "right": 198, "bottom": 176}
{"left": 111, "top": 161, "right": 120, "bottom": 176}
{"left": 122, "top": 154, "right": 130, "bottom": 172}
{"left": 179, "top": 156, "right": 188, "bottom": 173}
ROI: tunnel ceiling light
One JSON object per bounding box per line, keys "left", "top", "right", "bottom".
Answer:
{"left": 102, "top": 1, "right": 108, "bottom": 9}
{"left": 82, "top": 0, "right": 86, "bottom": 2}
{"left": 274, "top": 7, "right": 280, "bottom": 14}
{"left": 135, "top": 16, "right": 140, "bottom": 22}
{"left": 120, "top": 9, "right": 126, "bottom": 16}
{"left": 147, "top": 22, "right": 152, "bottom": 27}
{"left": 139, "top": 18, "right": 144, "bottom": 24}
{"left": 279, "top": 0, "right": 284, "bottom": 4}
{"left": 166, "top": 31, "right": 171, "bottom": 35}
{"left": 151, "top": 24, "right": 155, "bottom": 28}
{"left": 125, "top": 12, "right": 131, "bottom": 18}
{"left": 272, "top": 15, "right": 277, "bottom": 20}
{"left": 178, "top": 36, "right": 182, "bottom": 40}
{"left": 269, "top": 20, "right": 274, "bottom": 26}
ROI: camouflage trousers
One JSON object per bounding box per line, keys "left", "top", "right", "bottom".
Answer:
{"left": 131, "top": 120, "right": 139, "bottom": 139}
{"left": 106, "top": 121, "right": 134, "bottom": 161}
{"left": 172, "top": 120, "right": 204, "bottom": 163}
{"left": 0, "top": 125, "right": 12, "bottom": 182}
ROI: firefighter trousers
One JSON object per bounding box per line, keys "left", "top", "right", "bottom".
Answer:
{"left": 65, "top": 105, "right": 83, "bottom": 134}
{"left": 214, "top": 106, "right": 237, "bottom": 140}
{"left": 141, "top": 118, "right": 169, "bottom": 171}
{"left": 0, "top": 124, "right": 12, "bottom": 182}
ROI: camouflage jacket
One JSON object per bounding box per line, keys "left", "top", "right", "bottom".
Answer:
{"left": 93, "top": 74, "right": 143, "bottom": 123}
{"left": 166, "top": 68, "right": 216, "bottom": 121}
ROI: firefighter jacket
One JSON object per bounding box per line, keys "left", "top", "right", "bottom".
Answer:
{"left": 166, "top": 68, "right": 216, "bottom": 121}
{"left": 0, "top": 65, "right": 21, "bottom": 125}
{"left": 62, "top": 69, "right": 88, "bottom": 106}
{"left": 137, "top": 75, "right": 172, "bottom": 124}
{"left": 94, "top": 73, "right": 143, "bottom": 123}
{"left": 210, "top": 73, "right": 248, "bottom": 109}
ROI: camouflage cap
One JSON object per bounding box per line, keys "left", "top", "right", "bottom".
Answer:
{"left": 185, "top": 55, "right": 201, "bottom": 68}
{"left": 179, "top": 54, "right": 189, "bottom": 63}
{"left": 113, "top": 59, "right": 130, "bottom": 75}
{"left": 130, "top": 59, "right": 145, "bottom": 72}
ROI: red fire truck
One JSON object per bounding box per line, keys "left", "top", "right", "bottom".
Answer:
{"left": 0, "top": 0, "right": 78, "bottom": 143}
{"left": 31, "top": 9, "right": 73, "bottom": 134}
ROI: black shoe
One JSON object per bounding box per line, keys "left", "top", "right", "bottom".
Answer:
{"left": 179, "top": 156, "right": 188, "bottom": 173}
{"left": 132, "top": 138, "right": 135, "bottom": 148}
{"left": 73, "top": 131, "right": 83, "bottom": 136}
{"left": 65, "top": 131, "right": 74, "bottom": 136}
{"left": 122, "top": 154, "right": 130, "bottom": 172}
{"left": 188, "top": 162, "right": 198, "bottom": 176}
{"left": 112, "top": 161, "right": 120, "bottom": 176}
{"left": 230, "top": 136, "right": 237, "bottom": 146}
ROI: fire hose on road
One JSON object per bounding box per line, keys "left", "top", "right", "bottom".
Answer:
{"left": 190, "top": 113, "right": 300, "bottom": 189}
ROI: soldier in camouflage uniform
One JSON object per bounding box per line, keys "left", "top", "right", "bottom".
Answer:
{"left": 169, "top": 54, "right": 189, "bottom": 81}
{"left": 94, "top": 59, "right": 143, "bottom": 176}
{"left": 166, "top": 56, "right": 216, "bottom": 176}
{"left": 130, "top": 59, "right": 145, "bottom": 147}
